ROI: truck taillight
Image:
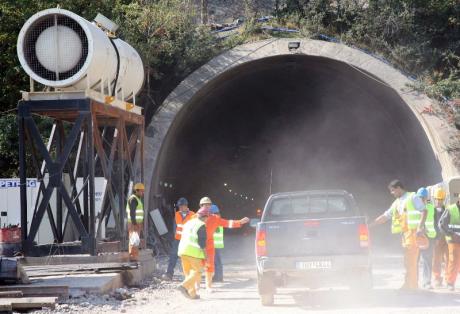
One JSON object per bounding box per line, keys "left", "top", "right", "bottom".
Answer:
{"left": 256, "top": 229, "right": 267, "bottom": 257}
{"left": 359, "top": 224, "right": 370, "bottom": 248}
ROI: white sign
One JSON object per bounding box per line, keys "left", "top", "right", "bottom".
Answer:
{"left": 0, "top": 179, "right": 37, "bottom": 188}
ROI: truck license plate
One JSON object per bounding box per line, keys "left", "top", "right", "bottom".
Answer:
{"left": 296, "top": 261, "right": 332, "bottom": 270}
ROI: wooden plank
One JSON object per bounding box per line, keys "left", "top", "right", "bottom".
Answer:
{"left": 8, "top": 297, "right": 56, "bottom": 310}
{"left": 24, "top": 262, "right": 137, "bottom": 277}
{"left": 0, "top": 291, "right": 23, "bottom": 298}
{"left": 0, "top": 285, "right": 68, "bottom": 298}
{"left": 0, "top": 299, "right": 12, "bottom": 311}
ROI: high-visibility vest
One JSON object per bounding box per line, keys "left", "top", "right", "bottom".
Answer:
{"left": 446, "top": 203, "right": 460, "bottom": 242}
{"left": 178, "top": 218, "right": 205, "bottom": 259}
{"left": 175, "top": 211, "right": 195, "bottom": 240}
{"left": 425, "top": 203, "right": 437, "bottom": 239}
{"left": 126, "top": 194, "right": 144, "bottom": 223}
{"left": 391, "top": 192, "right": 420, "bottom": 233}
{"left": 214, "top": 226, "right": 224, "bottom": 249}
{"left": 391, "top": 199, "right": 402, "bottom": 234}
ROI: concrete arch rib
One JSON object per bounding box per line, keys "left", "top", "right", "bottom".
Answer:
{"left": 144, "top": 38, "right": 457, "bottom": 208}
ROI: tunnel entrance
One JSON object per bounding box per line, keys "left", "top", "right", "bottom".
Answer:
{"left": 154, "top": 53, "right": 442, "bottom": 224}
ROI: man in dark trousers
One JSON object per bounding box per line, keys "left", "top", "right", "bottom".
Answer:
{"left": 162, "top": 197, "right": 195, "bottom": 281}
{"left": 126, "top": 183, "right": 144, "bottom": 261}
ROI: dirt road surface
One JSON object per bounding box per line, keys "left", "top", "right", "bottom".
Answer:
{"left": 36, "top": 233, "right": 460, "bottom": 314}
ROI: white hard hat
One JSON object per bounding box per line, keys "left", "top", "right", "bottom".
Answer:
{"left": 199, "top": 196, "right": 212, "bottom": 206}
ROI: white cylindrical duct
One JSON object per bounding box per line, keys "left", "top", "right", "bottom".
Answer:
{"left": 17, "top": 8, "right": 144, "bottom": 101}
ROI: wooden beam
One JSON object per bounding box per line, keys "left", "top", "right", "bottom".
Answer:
{"left": 0, "top": 291, "right": 23, "bottom": 298}
{"left": 0, "top": 300, "right": 12, "bottom": 311}
{"left": 0, "top": 286, "right": 68, "bottom": 298}
{"left": 7, "top": 297, "right": 57, "bottom": 310}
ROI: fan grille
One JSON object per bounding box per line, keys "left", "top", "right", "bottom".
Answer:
{"left": 23, "top": 14, "right": 88, "bottom": 82}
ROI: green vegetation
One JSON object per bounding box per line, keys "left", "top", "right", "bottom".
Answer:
{"left": 271, "top": 0, "right": 459, "bottom": 100}
{"left": 0, "top": 0, "right": 227, "bottom": 177}
{"left": 0, "top": 0, "right": 459, "bottom": 176}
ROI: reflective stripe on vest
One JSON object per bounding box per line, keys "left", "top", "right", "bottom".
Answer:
{"left": 425, "top": 203, "right": 437, "bottom": 239}
{"left": 178, "top": 218, "right": 205, "bottom": 259}
{"left": 175, "top": 211, "right": 194, "bottom": 240}
{"left": 214, "top": 226, "right": 224, "bottom": 249}
{"left": 126, "top": 194, "right": 144, "bottom": 223}
{"left": 446, "top": 204, "right": 460, "bottom": 242}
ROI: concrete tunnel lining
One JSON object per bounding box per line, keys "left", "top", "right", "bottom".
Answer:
{"left": 144, "top": 38, "right": 457, "bottom": 225}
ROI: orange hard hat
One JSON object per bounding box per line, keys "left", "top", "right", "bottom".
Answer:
{"left": 434, "top": 187, "right": 446, "bottom": 200}
{"left": 416, "top": 234, "right": 429, "bottom": 250}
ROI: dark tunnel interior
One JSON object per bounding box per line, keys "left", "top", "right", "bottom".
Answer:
{"left": 154, "top": 55, "right": 442, "bottom": 246}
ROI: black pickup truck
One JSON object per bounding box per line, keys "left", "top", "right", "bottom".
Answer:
{"left": 255, "top": 190, "right": 372, "bottom": 306}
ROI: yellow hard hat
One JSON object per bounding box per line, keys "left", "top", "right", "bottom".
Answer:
{"left": 199, "top": 196, "right": 212, "bottom": 206}
{"left": 134, "top": 183, "right": 145, "bottom": 190}
{"left": 434, "top": 187, "right": 446, "bottom": 200}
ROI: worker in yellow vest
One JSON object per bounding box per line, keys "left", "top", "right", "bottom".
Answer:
{"left": 432, "top": 188, "right": 448, "bottom": 287}
{"left": 416, "top": 187, "right": 436, "bottom": 289}
{"left": 439, "top": 199, "right": 460, "bottom": 291}
{"left": 126, "top": 183, "right": 145, "bottom": 261}
{"left": 177, "top": 207, "right": 209, "bottom": 299}
{"left": 371, "top": 180, "right": 426, "bottom": 290}
{"left": 162, "top": 197, "right": 195, "bottom": 281}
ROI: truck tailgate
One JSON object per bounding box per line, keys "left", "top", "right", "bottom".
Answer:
{"left": 264, "top": 216, "right": 368, "bottom": 257}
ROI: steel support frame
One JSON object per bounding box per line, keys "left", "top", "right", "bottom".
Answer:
{"left": 18, "top": 98, "right": 144, "bottom": 256}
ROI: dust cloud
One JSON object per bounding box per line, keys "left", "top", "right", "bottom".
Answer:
{"left": 158, "top": 54, "right": 441, "bottom": 250}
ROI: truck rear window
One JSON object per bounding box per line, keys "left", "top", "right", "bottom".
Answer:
{"left": 265, "top": 194, "right": 352, "bottom": 221}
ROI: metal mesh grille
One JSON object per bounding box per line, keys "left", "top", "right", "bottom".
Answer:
{"left": 23, "top": 14, "right": 88, "bottom": 81}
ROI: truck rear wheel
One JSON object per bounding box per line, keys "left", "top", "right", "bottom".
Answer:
{"left": 260, "top": 293, "right": 274, "bottom": 306}
{"left": 258, "top": 272, "right": 276, "bottom": 306}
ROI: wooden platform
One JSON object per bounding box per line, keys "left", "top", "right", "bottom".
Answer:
{"left": 2, "top": 250, "right": 156, "bottom": 299}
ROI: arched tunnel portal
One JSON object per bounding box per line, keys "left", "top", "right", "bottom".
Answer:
{"left": 144, "top": 39, "right": 456, "bottom": 244}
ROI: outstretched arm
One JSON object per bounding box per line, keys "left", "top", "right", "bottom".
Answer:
{"left": 217, "top": 216, "right": 250, "bottom": 229}
{"left": 369, "top": 213, "right": 389, "bottom": 228}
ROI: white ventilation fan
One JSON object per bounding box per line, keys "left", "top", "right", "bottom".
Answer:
{"left": 17, "top": 8, "right": 144, "bottom": 101}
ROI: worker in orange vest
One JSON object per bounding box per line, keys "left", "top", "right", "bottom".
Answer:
{"left": 162, "top": 197, "right": 195, "bottom": 281}
{"left": 198, "top": 196, "right": 249, "bottom": 293}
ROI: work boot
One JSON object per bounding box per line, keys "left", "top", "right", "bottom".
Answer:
{"left": 433, "top": 279, "right": 443, "bottom": 288}
{"left": 177, "top": 285, "right": 191, "bottom": 299}
{"left": 423, "top": 283, "right": 433, "bottom": 290}
{"left": 161, "top": 273, "right": 173, "bottom": 281}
